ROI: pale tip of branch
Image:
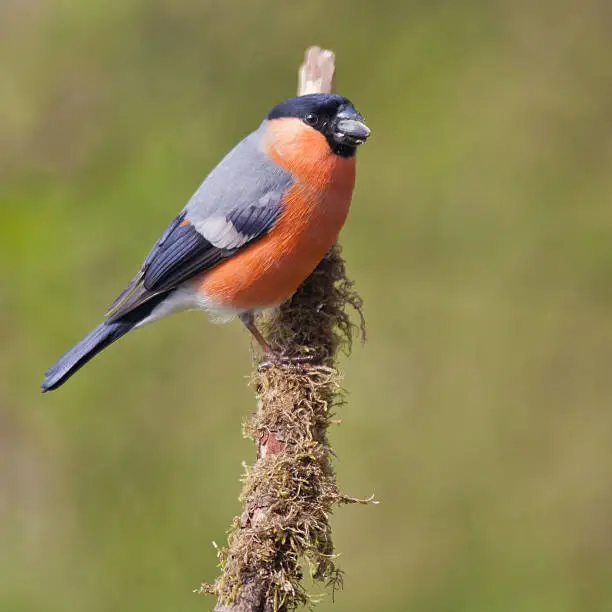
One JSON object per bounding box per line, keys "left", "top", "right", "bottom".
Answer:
{"left": 298, "top": 45, "right": 336, "bottom": 95}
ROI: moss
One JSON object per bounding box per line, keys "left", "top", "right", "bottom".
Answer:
{"left": 200, "top": 246, "right": 370, "bottom": 611}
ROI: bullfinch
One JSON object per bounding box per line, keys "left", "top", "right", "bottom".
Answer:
{"left": 41, "top": 93, "right": 370, "bottom": 392}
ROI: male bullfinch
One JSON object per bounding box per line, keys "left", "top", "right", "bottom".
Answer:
{"left": 41, "top": 93, "right": 370, "bottom": 392}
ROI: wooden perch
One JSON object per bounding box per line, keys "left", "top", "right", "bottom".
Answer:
{"left": 200, "top": 46, "right": 368, "bottom": 612}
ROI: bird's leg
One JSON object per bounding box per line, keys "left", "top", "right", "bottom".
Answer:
{"left": 238, "top": 312, "right": 313, "bottom": 369}
{"left": 239, "top": 312, "right": 275, "bottom": 358}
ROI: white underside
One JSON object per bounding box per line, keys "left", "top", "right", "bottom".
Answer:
{"left": 134, "top": 284, "right": 246, "bottom": 329}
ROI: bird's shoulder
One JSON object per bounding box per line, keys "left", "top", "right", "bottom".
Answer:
{"left": 186, "top": 125, "right": 294, "bottom": 222}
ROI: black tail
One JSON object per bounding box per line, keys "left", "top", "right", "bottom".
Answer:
{"left": 41, "top": 291, "right": 170, "bottom": 392}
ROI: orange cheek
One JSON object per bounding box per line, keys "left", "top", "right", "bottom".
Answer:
{"left": 263, "top": 117, "right": 357, "bottom": 226}
{"left": 264, "top": 118, "right": 341, "bottom": 191}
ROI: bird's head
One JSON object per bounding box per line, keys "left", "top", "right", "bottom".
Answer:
{"left": 267, "top": 94, "right": 370, "bottom": 158}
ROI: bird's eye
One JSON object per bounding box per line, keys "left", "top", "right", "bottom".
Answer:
{"left": 304, "top": 113, "right": 319, "bottom": 126}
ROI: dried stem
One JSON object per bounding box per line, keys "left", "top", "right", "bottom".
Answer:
{"left": 200, "top": 47, "right": 369, "bottom": 612}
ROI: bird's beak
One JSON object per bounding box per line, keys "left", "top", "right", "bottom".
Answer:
{"left": 333, "top": 106, "right": 371, "bottom": 146}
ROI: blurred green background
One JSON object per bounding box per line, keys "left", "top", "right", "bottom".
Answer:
{"left": 2, "top": 1, "right": 612, "bottom": 610}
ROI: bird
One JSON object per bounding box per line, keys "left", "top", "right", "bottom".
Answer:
{"left": 41, "top": 93, "right": 370, "bottom": 392}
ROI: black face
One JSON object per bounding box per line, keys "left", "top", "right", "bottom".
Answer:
{"left": 267, "top": 94, "right": 370, "bottom": 158}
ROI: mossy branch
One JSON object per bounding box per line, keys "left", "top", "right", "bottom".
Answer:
{"left": 199, "top": 47, "right": 371, "bottom": 612}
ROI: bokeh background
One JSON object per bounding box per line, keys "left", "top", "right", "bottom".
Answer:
{"left": 2, "top": 1, "right": 612, "bottom": 610}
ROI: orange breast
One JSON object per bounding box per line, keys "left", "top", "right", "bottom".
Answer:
{"left": 197, "top": 118, "right": 356, "bottom": 310}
